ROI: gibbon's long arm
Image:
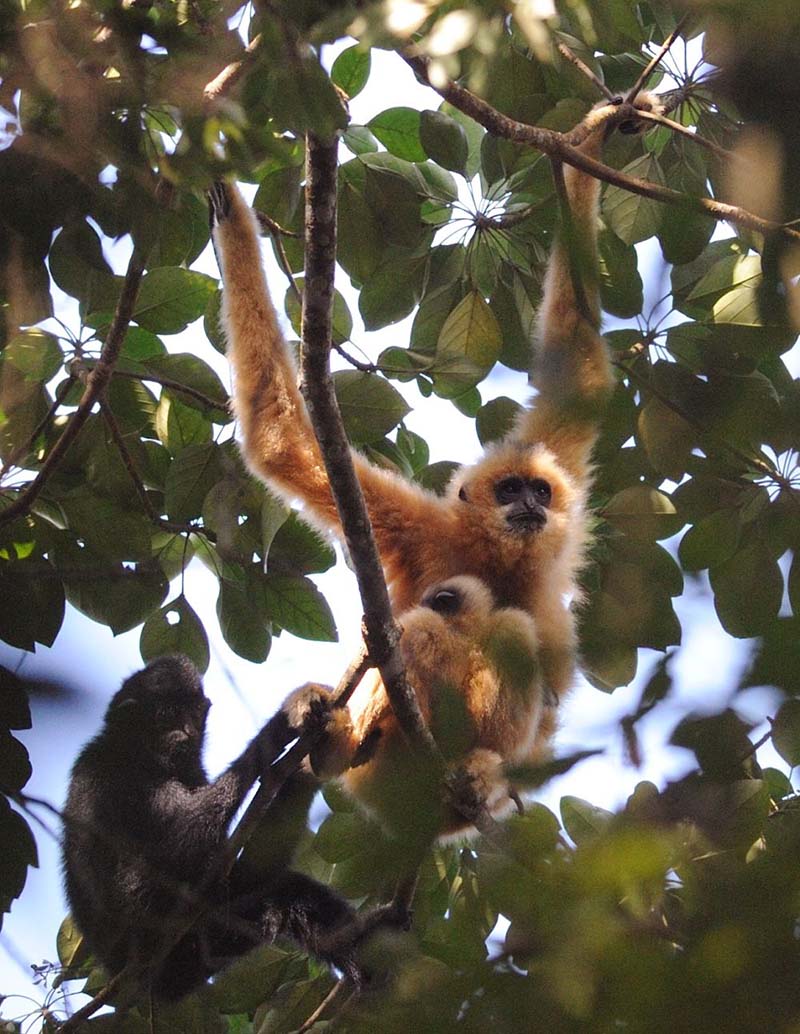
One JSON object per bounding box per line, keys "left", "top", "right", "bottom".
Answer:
{"left": 513, "top": 96, "right": 661, "bottom": 482}
{"left": 210, "top": 185, "right": 450, "bottom": 560}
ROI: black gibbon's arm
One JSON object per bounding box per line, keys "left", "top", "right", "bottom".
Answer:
{"left": 62, "top": 656, "right": 362, "bottom": 1000}
{"left": 210, "top": 92, "right": 661, "bottom": 716}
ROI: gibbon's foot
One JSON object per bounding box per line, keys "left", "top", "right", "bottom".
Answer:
{"left": 282, "top": 681, "right": 335, "bottom": 733}
{"left": 446, "top": 749, "right": 508, "bottom": 825}
{"left": 208, "top": 180, "right": 232, "bottom": 226}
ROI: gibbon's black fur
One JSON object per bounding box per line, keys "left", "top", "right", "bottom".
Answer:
{"left": 62, "top": 655, "right": 359, "bottom": 1000}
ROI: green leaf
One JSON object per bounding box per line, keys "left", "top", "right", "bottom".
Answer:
{"left": 560, "top": 796, "right": 614, "bottom": 845}
{"left": 710, "top": 540, "right": 783, "bottom": 638}
{"left": 436, "top": 291, "right": 502, "bottom": 374}
{"left": 597, "top": 227, "right": 643, "bottom": 318}
{"left": 164, "top": 442, "right": 225, "bottom": 522}
{"left": 61, "top": 491, "right": 152, "bottom": 561}
{"left": 268, "top": 512, "right": 336, "bottom": 575}
{"left": 420, "top": 109, "right": 468, "bottom": 173}
{"left": 331, "top": 45, "right": 371, "bottom": 99}
{"left": 258, "top": 574, "right": 337, "bottom": 641}
{"left": 0, "top": 797, "right": 37, "bottom": 929}
{"left": 334, "top": 371, "right": 410, "bottom": 445}
{"left": 602, "top": 154, "right": 664, "bottom": 244}
{"left": 678, "top": 509, "right": 741, "bottom": 572}
{"left": 133, "top": 268, "right": 217, "bottom": 334}
{"left": 143, "top": 352, "right": 230, "bottom": 419}
{"left": 140, "top": 596, "right": 210, "bottom": 672}
{"left": 603, "top": 485, "right": 682, "bottom": 541}
{"left": 368, "top": 107, "right": 426, "bottom": 162}
{"left": 254, "top": 165, "right": 303, "bottom": 230}
{"left": 55, "top": 542, "right": 168, "bottom": 636}
{"left": 285, "top": 277, "right": 353, "bottom": 346}
{"left": 637, "top": 397, "right": 694, "bottom": 480}
{"left": 203, "top": 290, "right": 225, "bottom": 354}
{"left": 771, "top": 699, "right": 800, "bottom": 767}
{"left": 4, "top": 330, "right": 62, "bottom": 381}
{"left": 156, "top": 394, "right": 212, "bottom": 454}
{"left": 475, "top": 396, "right": 522, "bottom": 445}
{"left": 216, "top": 577, "right": 272, "bottom": 663}
{"left": 359, "top": 254, "right": 426, "bottom": 331}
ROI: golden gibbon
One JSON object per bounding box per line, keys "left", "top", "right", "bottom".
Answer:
{"left": 209, "top": 92, "right": 660, "bottom": 766}
{"left": 283, "top": 575, "right": 543, "bottom": 838}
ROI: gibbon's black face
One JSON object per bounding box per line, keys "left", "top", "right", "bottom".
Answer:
{"left": 492, "top": 475, "right": 552, "bottom": 534}
{"left": 108, "top": 655, "right": 211, "bottom": 761}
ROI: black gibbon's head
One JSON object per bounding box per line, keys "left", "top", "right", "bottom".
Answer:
{"left": 106, "top": 655, "right": 210, "bottom": 763}
{"left": 449, "top": 444, "right": 575, "bottom": 553}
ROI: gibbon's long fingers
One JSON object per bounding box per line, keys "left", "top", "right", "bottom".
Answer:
{"left": 210, "top": 183, "right": 339, "bottom": 524}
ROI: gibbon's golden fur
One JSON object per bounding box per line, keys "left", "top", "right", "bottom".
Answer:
{"left": 210, "top": 92, "right": 660, "bottom": 750}
{"left": 284, "top": 575, "right": 543, "bottom": 838}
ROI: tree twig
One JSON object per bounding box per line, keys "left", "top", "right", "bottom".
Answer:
{"left": 0, "top": 245, "right": 148, "bottom": 530}
{"left": 556, "top": 41, "right": 615, "bottom": 100}
{"left": 403, "top": 53, "right": 800, "bottom": 244}
{"left": 625, "top": 16, "right": 689, "bottom": 102}
{"left": 203, "top": 34, "right": 263, "bottom": 104}
{"left": 103, "top": 367, "right": 227, "bottom": 412}
{"left": 295, "top": 976, "right": 349, "bottom": 1034}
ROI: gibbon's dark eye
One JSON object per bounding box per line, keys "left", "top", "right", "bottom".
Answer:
{"left": 427, "top": 588, "right": 462, "bottom": 615}
{"left": 458, "top": 486, "right": 468, "bottom": 501}
{"left": 530, "top": 477, "right": 552, "bottom": 508}
{"left": 494, "top": 476, "right": 525, "bottom": 505}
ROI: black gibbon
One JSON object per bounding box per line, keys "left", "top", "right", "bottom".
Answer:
{"left": 62, "top": 655, "right": 364, "bottom": 1000}
{"left": 208, "top": 92, "right": 660, "bottom": 748}
{"left": 291, "top": 575, "right": 543, "bottom": 839}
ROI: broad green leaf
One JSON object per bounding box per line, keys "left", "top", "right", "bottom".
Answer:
{"left": 597, "top": 227, "right": 643, "bottom": 318}
{"left": 420, "top": 109, "right": 468, "bottom": 172}
{"left": 0, "top": 798, "right": 37, "bottom": 929}
{"left": 771, "top": 699, "right": 800, "bottom": 767}
{"left": 133, "top": 268, "right": 217, "bottom": 334}
{"left": 258, "top": 574, "right": 337, "bottom": 641}
{"left": 476, "top": 396, "right": 522, "bottom": 445}
{"left": 285, "top": 277, "right": 353, "bottom": 346}
{"left": 359, "top": 255, "right": 426, "bottom": 331}
{"left": 602, "top": 154, "right": 664, "bottom": 244}
{"left": 4, "top": 330, "right": 62, "bottom": 382}
{"left": 156, "top": 394, "right": 212, "bottom": 454}
{"left": 368, "top": 107, "right": 426, "bottom": 162}
{"left": 602, "top": 485, "right": 682, "bottom": 541}
{"left": 710, "top": 540, "right": 783, "bottom": 638}
{"left": 140, "top": 596, "right": 210, "bottom": 672}
{"left": 637, "top": 397, "right": 694, "bottom": 480}
{"left": 678, "top": 509, "right": 741, "bottom": 572}
{"left": 333, "top": 371, "right": 410, "bottom": 445}
{"left": 143, "top": 352, "right": 230, "bottom": 419}
{"left": 60, "top": 491, "right": 152, "bottom": 561}
{"left": 331, "top": 45, "right": 371, "bottom": 99}
{"left": 216, "top": 577, "right": 272, "bottom": 663}
{"left": 560, "top": 796, "right": 614, "bottom": 845}
{"left": 55, "top": 541, "right": 167, "bottom": 636}
{"left": 204, "top": 290, "right": 226, "bottom": 354}
{"left": 268, "top": 512, "right": 335, "bottom": 575}
{"left": 254, "top": 165, "right": 303, "bottom": 230}
{"left": 436, "top": 291, "right": 502, "bottom": 371}
{"left": 164, "top": 442, "right": 225, "bottom": 522}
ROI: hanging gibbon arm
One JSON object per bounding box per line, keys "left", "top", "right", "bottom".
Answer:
{"left": 512, "top": 94, "right": 662, "bottom": 483}
{"left": 210, "top": 184, "right": 449, "bottom": 559}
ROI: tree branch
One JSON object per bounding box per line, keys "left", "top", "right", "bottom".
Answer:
{"left": 203, "top": 33, "right": 262, "bottom": 105}
{"left": 0, "top": 244, "right": 148, "bottom": 530}
{"left": 624, "top": 16, "right": 689, "bottom": 103}
{"left": 402, "top": 54, "right": 800, "bottom": 245}
{"left": 555, "top": 41, "right": 615, "bottom": 101}
{"left": 299, "top": 131, "right": 439, "bottom": 758}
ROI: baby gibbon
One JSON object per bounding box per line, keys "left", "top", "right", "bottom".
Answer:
{"left": 209, "top": 92, "right": 661, "bottom": 739}
{"left": 285, "top": 576, "right": 543, "bottom": 839}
